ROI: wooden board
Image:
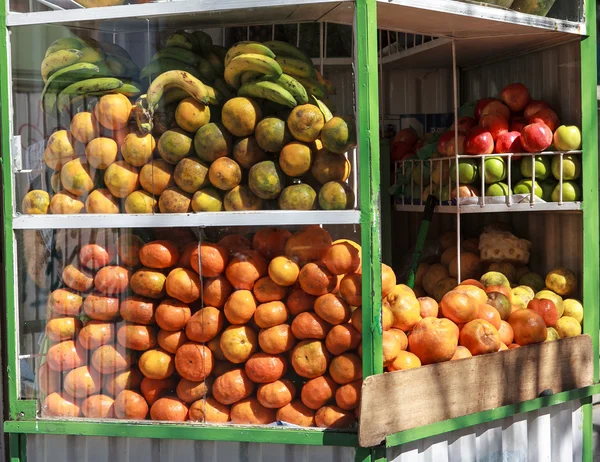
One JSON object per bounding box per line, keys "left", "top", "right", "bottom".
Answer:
{"left": 358, "top": 335, "right": 593, "bottom": 447}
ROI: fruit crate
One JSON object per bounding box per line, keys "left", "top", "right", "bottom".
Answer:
{"left": 0, "top": 0, "right": 598, "bottom": 461}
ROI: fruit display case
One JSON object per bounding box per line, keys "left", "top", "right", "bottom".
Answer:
{"left": 0, "top": 0, "right": 598, "bottom": 461}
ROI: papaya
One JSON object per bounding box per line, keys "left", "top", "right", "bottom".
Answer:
{"left": 255, "top": 117, "right": 292, "bottom": 153}
{"left": 248, "top": 160, "right": 285, "bottom": 200}
{"left": 278, "top": 183, "right": 317, "bottom": 210}
{"left": 318, "top": 181, "right": 355, "bottom": 210}
{"left": 224, "top": 185, "right": 263, "bottom": 211}
{"left": 194, "top": 123, "right": 232, "bottom": 163}
{"left": 320, "top": 116, "right": 357, "bottom": 154}
{"left": 158, "top": 129, "right": 194, "bottom": 165}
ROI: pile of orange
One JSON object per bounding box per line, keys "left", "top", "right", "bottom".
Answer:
{"left": 40, "top": 225, "right": 381, "bottom": 429}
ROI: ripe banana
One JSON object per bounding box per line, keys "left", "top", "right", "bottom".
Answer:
{"left": 56, "top": 77, "right": 124, "bottom": 114}
{"left": 135, "top": 70, "right": 219, "bottom": 134}
{"left": 264, "top": 73, "right": 308, "bottom": 104}
{"left": 197, "top": 57, "right": 216, "bottom": 84}
{"left": 41, "top": 49, "right": 83, "bottom": 82}
{"left": 80, "top": 46, "right": 105, "bottom": 63}
{"left": 45, "top": 37, "right": 83, "bottom": 58}
{"left": 238, "top": 81, "right": 297, "bottom": 109}
{"left": 240, "top": 71, "right": 261, "bottom": 86}
{"left": 310, "top": 96, "right": 333, "bottom": 122}
{"left": 166, "top": 31, "right": 200, "bottom": 52}
{"left": 296, "top": 76, "right": 327, "bottom": 99}
{"left": 275, "top": 56, "right": 316, "bottom": 79}
{"left": 41, "top": 62, "right": 104, "bottom": 114}
{"left": 140, "top": 58, "right": 201, "bottom": 81}
{"left": 204, "top": 51, "right": 225, "bottom": 76}
{"left": 151, "top": 47, "right": 203, "bottom": 66}
{"left": 263, "top": 40, "right": 313, "bottom": 65}
{"left": 193, "top": 31, "right": 213, "bottom": 53}
{"left": 315, "top": 68, "right": 336, "bottom": 95}
{"left": 224, "top": 53, "right": 282, "bottom": 89}
{"left": 224, "top": 41, "right": 276, "bottom": 68}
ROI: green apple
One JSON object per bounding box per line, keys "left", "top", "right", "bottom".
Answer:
{"left": 540, "top": 179, "right": 557, "bottom": 202}
{"left": 553, "top": 125, "right": 582, "bottom": 151}
{"left": 520, "top": 155, "right": 550, "bottom": 180}
{"left": 450, "top": 159, "right": 478, "bottom": 184}
{"left": 484, "top": 156, "right": 507, "bottom": 184}
{"left": 486, "top": 182, "right": 510, "bottom": 196}
{"left": 422, "top": 185, "right": 450, "bottom": 203}
{"left": 431, "top": 160, "right": 450, "bottom": 185}
{"left": 551, "top": 181, "right": 582, "bottom": 202}
{"left": 513, "top": 179, "right": 543, "bottom": 199}
{"left": 551, "top": 154, "right": 581, "bottom": 181}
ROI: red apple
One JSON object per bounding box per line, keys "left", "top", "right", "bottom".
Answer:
{"left": 524, "top": 100, "right": 551, "bottom": 119}
{"left": 521, "top": 123, "right": 553, "bottom": 153}
{"left": 392, "top": 127, "right": 419, "bottom": 147}
{"left": 527, "top": 298, "right": 558, "bottom": 327}
{"left": 499, "top": 83, "right": 531, "bottom": 113}
{"left": 464, "top": 126, "right": 494, "bottom": 155}
{"left": 480, "top": 100, "right": 511, "bottom": 121}
{"left": 495, "top": 131, "right": 523, "bottom": 154}
{"left": 509, "top": 116, "right": 528, "bottom": 133}
{"left": 529, "top": 108, "right": 560, "bottom": 133}
{"left": 479, "top": 114, "right": 509, "bottom": 141}
{"left": 475, "top": 98, "right": 497, "bottom": 121}
{"left": 444, "top": 133, "right": 465, "bottom": 157}
{"left": 451, "top": 116, "right": 477, "bottom": 135}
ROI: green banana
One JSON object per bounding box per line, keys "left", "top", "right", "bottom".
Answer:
{"left": 204, "top": 51, "right": 225, "bottom": 76}
{"left": 56, "top": 77, "right": 124, "bottom": 113}
{"left": 211, "top": 45, "right": 228, "bottom": 63}
{"left": 212, "top": 77, "right": 235, "bottom": 101}
{"left": 296, "top": 76, "right": 327, "bottom": 99}
{"left": 151, "top": 47, "right": 203, "bottom": 66}
{"left": 105, "top": 54, "right": 140, "bottom": 79}
{"left": 263, "top": 40, "right": 313, "bottom": 65}
{"left": 275, "top": 56, "right": 316, "bottom": 79}
{"left": 310, "top": 96, "right": 333, "bottom": 122}
{"left": 99, "top": 41, "right": 131, "bottom": 60}
{"left": 264, "top": 73, "right": 308, "bottom": 104}
{"left": 117, "top": 81, "right": 143, "bottom": 97}
{"left": 79, "top": 36, "right": 103, "bottom": 53}
{"left": 193, "top": 31, "right": 213, "bottom": 53}
{"left": 140, "top": 58, "right": 201, "bottom": 81}
{"left": 240, "top": 71, "right": 261, "bottom": 86}
{"left": 135, "top": 70, "right": 219, "bottom": 134}
{"left": 41, "top": 49, "right": 83, "bottom": 82}
{"left": 238, "top": 81, "right": 297, "bottom": 108}
{"left": 315, "top": 68, "right": 336, "bottom": 95}
{"left": 197, "top": 57, "right": 216, "bottom": 84}
{"left": 166, "top": 31, "right": 200, "bottom": 51}
{"left": 224, "top": 41, "right": 275, "bottom": 68}
{"left": 80, "top": 46, "right": 105, "bottom": 63}
{"left": 224, "top": 53, "right": 282, "bottom": 89}
{"left": 45, "top": 37, "right": 84, "bottom": 58}
{"left": 41, "top": 62, "right": 104, "bottom": 114}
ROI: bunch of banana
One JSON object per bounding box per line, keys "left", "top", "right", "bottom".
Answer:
{"left": 41, "top": 36, "right": 142, "bottom": 116}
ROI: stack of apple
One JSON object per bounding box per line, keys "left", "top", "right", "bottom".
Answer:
{"left": 433, "top": 83, "right": 582, "bottom": 203}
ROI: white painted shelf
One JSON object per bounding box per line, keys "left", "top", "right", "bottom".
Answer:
{"left": 394, "top": 202, "right": 583, "bottom": 214}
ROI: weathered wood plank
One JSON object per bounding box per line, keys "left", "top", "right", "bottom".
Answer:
{"left": 358, "top": 335, "right": 593, "bottom": 447}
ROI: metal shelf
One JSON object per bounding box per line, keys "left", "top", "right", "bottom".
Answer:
{"left": 394, "top": 202, "right": 582, "bottom": 214}
{"left": 11, "top": 210, "right": 361, "bottom": 230}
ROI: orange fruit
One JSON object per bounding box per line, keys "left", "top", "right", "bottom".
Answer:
{"left": 177, "top": 242, "right": 197, "bottom": 269}
{"left": 477, "top": 304, "right": 502, "bottom": 330}
{"left": 253, "top": 276, "right": 288, "bottom": 302}
{"left": 508, "top": 309, "right": 547, "bottom": 345}
{"left": 63, "top": 365, "right": 102, "bottom": 398}
{"left": 189, "top": 397, "right": 230, "bottom": 423}
{"left": 166, "top": 267, "right": 201, "bottom": 303}
{"left": 314, "top": 294, "right": 351, "bottom": 325}
{"left": 190, "top": 243, "right": 229, "bottom": 277}
{"left": 451, "top": 345, "right": 473, "bottom": 360}
{"left": 203, "top": 275, "right": 234, "bottom": 308}
{"left": 130, "top": 269, "right": 167, "bottom": 300}
{"left": 499, "top": 342, "right": 508, "bottom": 351}
{"left": 218, "top": 234, "right": 252, "bottom": 254}
{"left": 140, "top": 377, "right": 177, "bottom": 405}
{"left": 224, "top": 289, "right": 257, "bottom": 324}
{"left": 258, "top": 324, "right": 296, "bottom": 354}
{"left": 139, "top": 240, "right": 179, "bottom": 269}
{"left": 231, "top": 397, "right": 276, "bottom": 425}
{"left": 382, "top": 330, "right": 401, "bottom": 366}
{"left": 155, "top": 299, "right": 191, "bottom": 331}
{"left": 299, "top": 263, "right": 337, "bottom": 296}
{"left": 459, "top": 319, "right": 501, "bottom": 355}
{"left": 117, "top": 324, "right": 157, "bottom": 351}
{"left": 323, "top": 241, "right": 360, "bottom": 275}
{"left": 256, "top": 379, "right": 296, "bottom": 409}
{"left": 339, "top": 273, "right": 362, "bottom": 306}
{"left": 94, "top": 93, "right": 132, "bottom": 130}
{"left": 508, "top": 343, "right": 521, "bottom": 349}
{"left": 325, "top": 323, "right": 361, "bottom": 355}
{"left": 207, "top": 335, "right": 226, "bottom": 361}
{"left": 48, "top": 289, "right": 83, "bottom": 316}
{"left": 244, "top": 352, "right": 286, "bottom": 383}
{"left": 382, "top": 302, "right": 394, "bottom": 330}
{"left": 219, "top": 325, "right": 258, "bottom": 364}
{"left": 114, "top": 390, "right": 148, "bottom": 420}
{"left": 252, "top": 227, "right": 292, "bottom": 260}
{"left": 120, "top": 296, "right": 157, "bottom": 324}
{"left": 62, "top": 264, "right": 94, "bottom": 292}
{"left": 388, "top": 328, "right": 408, "bottom": 351}
{"left": 103, "top": 368, "right": 143, "bottom": 397}
{"left": 315, "top": 405, "right": 355, "bottom": 428}
{"left": 83, "top": 293, "right": 120, "bottom": 321}
{"left": 387, "top": 350, "right": 421, "bottom": 371}
{"left": 212, "top": 368, "right": 255, "bottom": 405}
{"left": 91, "top": 344, "right": 133, "bottom": 375}
{"left": 381, "top": 264, "right": 397, "bottom": 298}
{"left": 387, "top": 290, "right": 421, "bottom": 331}
{"left": 453, "top": 284, "right": 487, "bottom": 305}
{"left": 94, "top": 265, "right": 130, "bottom": 294}
{"left": 185, "top": 307, "right": 224, "bottom": 343}
{"left": 70, "top": 111, "right": 100, "bottom": 144}
{"left": 43, "top": 392, "right": 81, "bottom": 417}
{"left": 285, "top": 225, "right": 332, "bottom": 266}
{"left": 301, "top": 375, "right": 337, "bottom": 410}
{"left": 418, "top": 297, "right": 439, "bottom": 318}
{"left": 459, "top": 279, "right": 485, "bottom": 290}
{"left": 225, "top": 250, "right": 268, "bottom": 290}
{"left": 407, "top": 317, "right": 459, "bottom": 365}
{"left": 79, "top": 243, "right": 113, "bottom": 270}
{"left": 329, "top": 353, "right": 362, "bottom": 385}
{"left": 139, "top": 349, "right": 175, "bottom": 380}
{"left": 287, "top": 289, "right": 316, "bottom": 315}
{"left": 277, "top": 400, "right": 315, "bottom": 427}
{"left": 350, "top": 307, "right": 363, "bottom": 332}
{"left": 291, "top": 340, "right": 329, "bottom": 378}
{"left": 150, "top": 397, "right": 189, "bottom": 421}
{"left": 176, "top": 377, "right": 213, "bottom": 404}
{"left": 335, "top": 379, "right": 361, "bottom": 410}
{"left": 268, "top": 256, "right": 300, "bottom": 287}
{"left": 254, "top": 301, "right": 289, "bottom": 328}
{"left": 498, "top": 320, "right": 514, "bottom": 345}
{"left": 174, "top": 343, "right": 213, "bottom": 382}
{"left": 46, "top": 340, "right": 86, "bottom": 372}
{"left": 440, "top": 291, "right": 479, "bottom": 324}
{"left": 157, "top": 329, "right": 187, "bottom": 354}
{"left": 38, "top": 362, "right": 61, "bottom": 395}
{"left": 45, "top": 316, "right": 81, "bottom": 343}
{"left": 291, "top": 312, "right": 331, "bottom": 339}
{"left": 81, "top": 394, "right": 115, "bottom": 418}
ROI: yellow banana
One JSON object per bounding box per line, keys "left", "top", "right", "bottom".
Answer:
{"left": 41, "top": 49, "right": 83, "bottom": 82}
{"left": 224, "top": 53, "right": 282, "bottom": 89}
{"left": 166, "top": 31, "right": 200, "bottom": 51}
{"left": 263, "top": 40, "right": 313, "bottom": 65}
{"left": 224, "top": 41, "right": 275, "bottom": 68}
{"left": 296, "top": 76, "right": 327, "bottom": 99}
{"left": 80, "top": 46, "right": 105, "bottom": 63}
{"left": 275, "top": 56, "right": 316, "bottom": 79}
{"left": 45, "top": 37, "right": 83, "bottom": 58}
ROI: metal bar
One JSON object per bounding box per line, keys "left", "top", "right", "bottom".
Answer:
{"left": 451, "top": 39, "right": 461, "bottom": 282}
{"left": 580, "top": 0, "right": 599, "bottom": 384}
{"left": 356, "top": 0, "right": 383, "bottom": 378}
{"left": 395, "top": 203, "right": 583, "bottom": 214}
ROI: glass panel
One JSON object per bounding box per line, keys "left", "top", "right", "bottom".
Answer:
{"left": 10, "top": 1, "right": 162, "bottom": 13}
{"left": 17, "top": 224, "right": 366, "bottom": 427}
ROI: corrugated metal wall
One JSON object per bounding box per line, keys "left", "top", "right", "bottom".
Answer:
{"left": 388, "top": 401, "right": 583, "bottom": 462}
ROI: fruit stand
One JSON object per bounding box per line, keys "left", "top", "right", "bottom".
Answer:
{"left": 0, "top": 0, "right": 599, "bottom": 461}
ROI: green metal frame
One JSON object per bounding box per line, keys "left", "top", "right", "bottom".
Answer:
{"left": 1, "top": 0, "right": 598, "bottom": 459}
